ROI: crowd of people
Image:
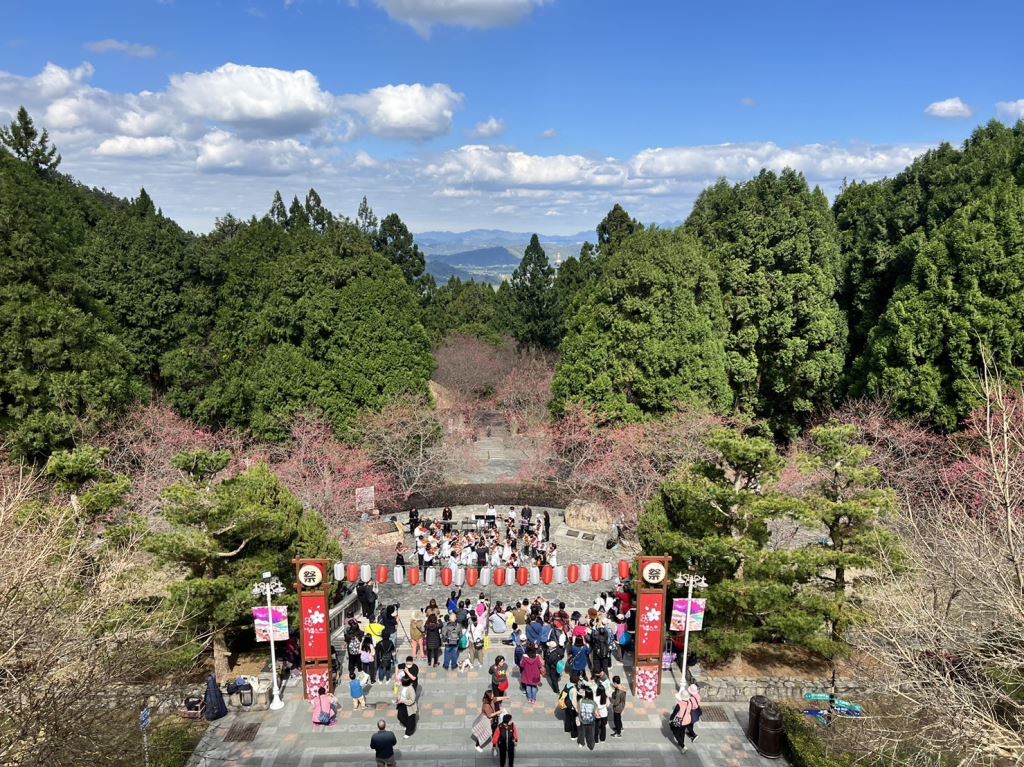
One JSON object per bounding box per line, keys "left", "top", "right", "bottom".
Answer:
{"left": 320, "top": 505, "right": 704, "bottom": 764}
{"left": 398, "top": 504, "right": 557, "bottom": 571}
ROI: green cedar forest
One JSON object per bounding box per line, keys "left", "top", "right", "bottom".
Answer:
{"left": 3, "top": 107, "right": 1024, "bottom": 766}
{"left": 5, "top": 110, "right": 1023, "bottom": 459}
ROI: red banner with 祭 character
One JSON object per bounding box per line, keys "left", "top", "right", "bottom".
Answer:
{"left": 299, "top": 593, "right": 330, "bottom": 660}
{"left": 636, "top": 589, "right": 667, "bottom": 657}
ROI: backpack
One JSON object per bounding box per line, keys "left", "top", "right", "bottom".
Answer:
{"left": 458, "top": 632, "right": 469, "bottom": 650}
{"left": 578, "top": 700, "right": 596, "bottom": 724}
{"left": 348, "top": 637, "right": 362, "bottom": 656}
{"left": 556, "top": 658, "right": 566, "bottom": 674}
{"left": 558, "top": 684, "right": 574, "bottom": 711}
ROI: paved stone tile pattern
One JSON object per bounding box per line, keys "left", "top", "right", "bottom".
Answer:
{"left": 190, "top": 646, "right": 785, "bottom": 767}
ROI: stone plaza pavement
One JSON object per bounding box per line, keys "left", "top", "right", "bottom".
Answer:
{"left": 189, "top": 648, "right": 785, "bottom": 767}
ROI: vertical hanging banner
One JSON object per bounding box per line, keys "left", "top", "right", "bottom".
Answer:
{"left": 636, "top": 590, "right": 667, "bottom": 656}
{"left": 670, "top": 598, "right": 706, "bottom": 632}
{"left": 304, "top": 663, "right": 331, "bottom": 702}
{"left": 253, "top": 605, "right": 289, "bottom": 642}
{"left": 633, "top": 554, "right": 671, "bottom": 700}
{"left": 294, "top": 558, "right": 333, "bottom": 695}
{"left": 299, "top": 593, "right": 330, "bottom": 659}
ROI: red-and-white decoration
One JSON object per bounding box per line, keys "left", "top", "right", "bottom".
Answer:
{"left": 338, "top": 559, "right": 634, "bottom": 586}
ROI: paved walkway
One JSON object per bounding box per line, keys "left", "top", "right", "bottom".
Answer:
{"left": 190, "top": 647, "right": 782, "bottom": 767}
{"left": 447, "top": 413, "right": 531, "bottom": 484}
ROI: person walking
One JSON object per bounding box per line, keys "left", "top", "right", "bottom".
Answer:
{"left": 668, "top": 687, "right": 697, "bottom": 752}
{"left": 474, "top": 689, "right": 505, "bottom": 753}
{"left": 569, "top": 636, "right": 591, "bottom": 679}
{"left": 544, "top": 640, "right": 564, "bottom": 693}
{"left": 410, "top": 612, "right": 425, "bottom": 662}
{"left": 424, "top": 614, "right": 442, "bottom": 667}
{"left": 489, "top": 656, "right": 510, "bottom": 698}
{"left": 519, "top": 645, "right": 543, "bottom": 705}
{"left": 396, "top": 675, "right": 418, "bottom": 738}
{"left": 610, "top": 675, "right": 627, "bottom": 737}
{"left": 442, "top": 614, "right": 461, "bottom": 670}
{"left": 375, "top": 634, "right": 396, "bottom": 683}
{"left": 686, "top": 683, "right": 702, "bottom": 739}
{"left": 594, "top": 684, "right": 609, "bottom": 743}
{"left": 468, "top": 614, "right": 486, "bottom": 668}
{"left": 491, "top": 713, "right": 519, "bottom": 767}
{"left": 576, "top": 687, "right": 597, "bottom": 750}
{"left": 370, "top": 720, "right": 397, "bottom": 767}
{"left": 558, "top": 672, "right": 579, "bottom": 740}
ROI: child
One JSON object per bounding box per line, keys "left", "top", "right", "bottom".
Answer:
{"left": 349, "top": 671, "right": 366, "bottom": 709}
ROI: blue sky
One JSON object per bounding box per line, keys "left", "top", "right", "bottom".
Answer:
{"left": 2, "top": 0, "right": 1022, "bottom": 234}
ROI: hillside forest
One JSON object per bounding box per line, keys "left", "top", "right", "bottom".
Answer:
{"left": 3, "top": 107, "right": 1024, "bottom": 767}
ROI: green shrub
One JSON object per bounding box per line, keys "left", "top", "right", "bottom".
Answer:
{"left": 781, "top": 706, "right": 851, "bottom": 767}
{"left": 148, "top": 719, "right": 206, "bottom": 767}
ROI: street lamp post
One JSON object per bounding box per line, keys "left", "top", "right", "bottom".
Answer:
{"left": 673, "top": 569, "right": 707, "bottom": 691}
{"left": 252, "top": 572, "right": 286, "bottom": 710}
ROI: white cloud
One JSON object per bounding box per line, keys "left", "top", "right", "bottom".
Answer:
{"left": 544, "top": 208, "right": 560, "bottom": 216}
{"left": 352, "top": 150, "right": 379, "bottom": 168}
{"left": 425, "top": 144, "right": 626, "bottom": 188}
{"left": 169, "top": 63, "right": 335, "bottom": 134}
{"left": 740, "top": 97, "right": 756, "bottom": 108}
{"left": 541, "top": 128, "right": 557, "bottom": 139}
{"left": 470, "top": 116, "right": 505, "bottom": 139}
{"left": 85, "top": 39, "right": 158, "bottom": 58}
{"left": 631, "top": 142, "right": 923, "bottom": 180}
{"left": 996, "top": 99, "right": 1024, "bottom": 121}
{"left": 33, "top": 62, "right": 95, "bottom": 99}
{"left": 96, "top": 135, "right": 178, "bottom": 157}
{"left": 925, "top": 97, "right": 972, "bottom": 118}
{"left": 374, "top": 0, "right": 545, "bottom": 37}
{"left": 340, "top": 83, "right": 463, "bottom": 140}
{"left": 195, "top": 129, "right": 323, "bottom": 175}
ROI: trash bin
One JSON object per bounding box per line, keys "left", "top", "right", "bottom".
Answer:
{"left": 238, "top": 683, "right": 254, "bottom": 707}
{"left": 747, "top": 695, "right": 769, "bottom": 743}
{"left": 757, "top": 703, "right": 784, "bottom": 758}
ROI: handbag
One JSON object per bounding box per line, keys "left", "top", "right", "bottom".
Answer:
{"left": 474, "top": 639, "right": 485, "bottom": 650}
{"left": 498, "top": 679, "right": 509, "bottom": 692}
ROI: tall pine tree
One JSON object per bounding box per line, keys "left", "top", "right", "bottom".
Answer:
{"left": 509, "top": 234, "right": 557, "bottom": 348}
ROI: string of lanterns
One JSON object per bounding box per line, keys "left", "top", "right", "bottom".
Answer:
{"left": 340, "top": 560, "right": 634, "bottom": 587}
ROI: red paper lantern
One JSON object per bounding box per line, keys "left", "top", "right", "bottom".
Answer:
{"left": 493, "top": 567, "right": 507, "bottom": 587}
{"left": 618, "top": 559, "right": 631, "bottom": 580}
{"left": 591, "top": 562, "right": 603, "bottom": 582}
{"left": 345, "top": 563, "right": 360, "bottom": 583}
{"left": 516, "top": 567, "right": 529, "bottom": 586}
{"left": 541, "top": 565, "right": 554, "bottom": 585}
{"left": 567, "top": 564, "right": 580, "bottom": 583}
{"left": 407, "top": 566, "right": 420, "bottom": 586}
{"left": 441, "top": 567, "right": 453, "bottom": 587}
{"left": 466, "top": 567, "right": 479, "bottom": 587}
{"left": 376, "top": 564, "right": 389, "bottom": 584}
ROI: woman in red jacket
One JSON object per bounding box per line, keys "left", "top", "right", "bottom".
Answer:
{"left": 519, "top": 644, "right": 543, "bottom": 704}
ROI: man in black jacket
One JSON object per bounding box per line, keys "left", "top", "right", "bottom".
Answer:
{"left": 370, "top": 720, "right": 397, "bottom": 767}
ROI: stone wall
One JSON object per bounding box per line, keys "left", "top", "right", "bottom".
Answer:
{"left": 563, "top": 498, "right": 616, "bottom": 534}
{"left": 698, "top": 675, "right": 868, "bottom": 703}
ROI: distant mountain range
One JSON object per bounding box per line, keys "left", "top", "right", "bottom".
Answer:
{"left": 415, "top": 229, "right": 591, "bottom": 256}
{"left": 418, "top": 222, "right": 685, "bottom": 284}
{"left": 424, "top": 246, "right": 520, "bottom": 285}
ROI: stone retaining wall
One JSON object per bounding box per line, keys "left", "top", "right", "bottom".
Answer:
{"left": 698, "top": 675, "right": 868, "bottom": 702}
